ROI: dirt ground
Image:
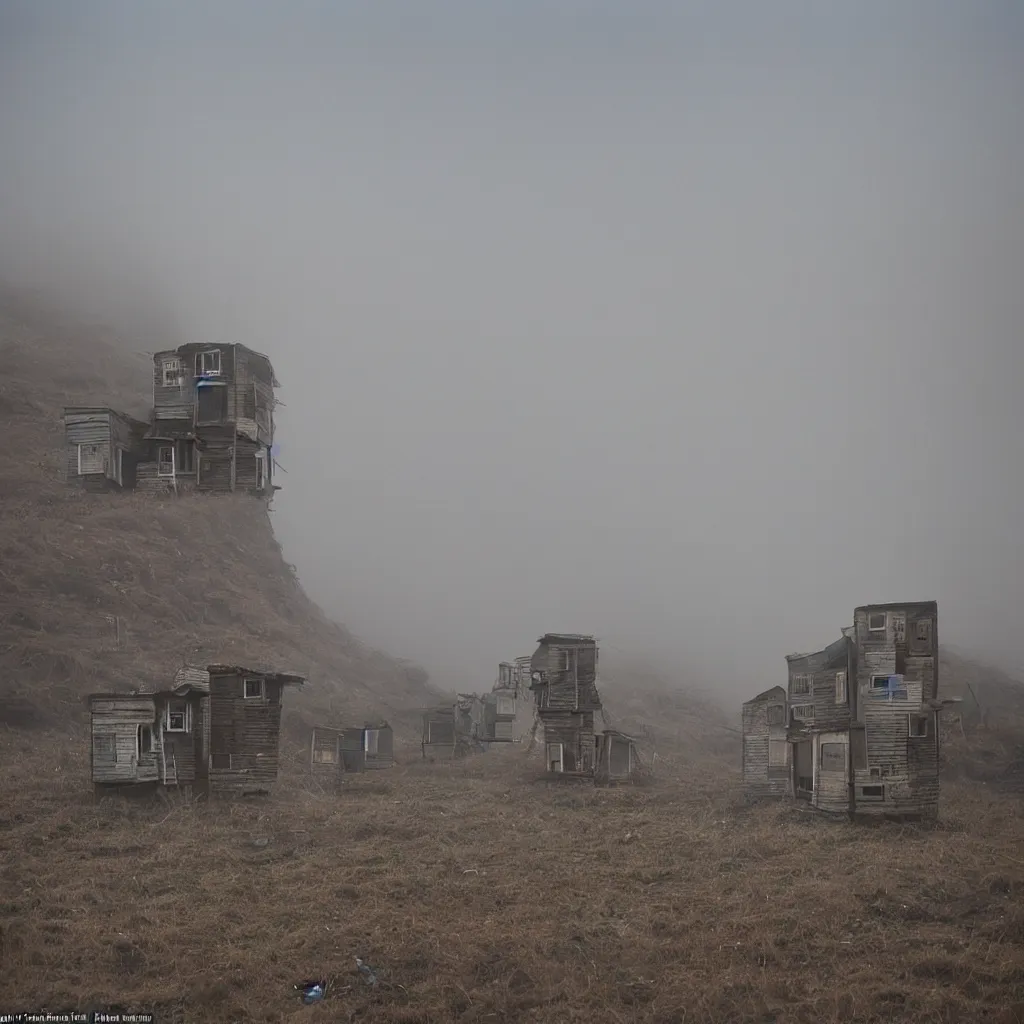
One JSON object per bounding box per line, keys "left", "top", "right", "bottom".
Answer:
{"left": 2, "top": 733, "right": 1023, "bottom": 1024}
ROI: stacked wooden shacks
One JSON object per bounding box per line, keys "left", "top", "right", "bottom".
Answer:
{"left": 741, "top": 601, "right": 960, "bottom": 820}
{"left": 89, "top": 664, "right": 304, "bottom": 798}
{"left": 64, "top": 342, "right": 280, "bottom": 496}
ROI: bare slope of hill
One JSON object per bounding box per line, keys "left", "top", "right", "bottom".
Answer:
{"left": 0, "top": 288, "right": 436, "bottom": 733}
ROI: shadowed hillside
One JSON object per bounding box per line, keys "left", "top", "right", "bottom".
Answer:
{"left": 0, "top": 287, "right": 437, "bottom": 735}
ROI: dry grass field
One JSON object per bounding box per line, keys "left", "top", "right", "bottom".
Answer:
{"left": 2, "top": 730, "right": 1023, "bottom": 1024}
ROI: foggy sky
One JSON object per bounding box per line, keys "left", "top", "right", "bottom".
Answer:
{"left": 2, "top": 2, "right": 1023, "bottom": 697}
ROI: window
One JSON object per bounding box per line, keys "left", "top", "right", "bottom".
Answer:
{"left": 78, "top": 443, "right": 104, "bottom": 475}
{"left": 162, "top": 358, "right": 182, "bottom": 387}
{"left": 364, "top": 729, "right": 379, "bottom": 755}
{"left": 868, "top": 612, "right": 886, "bottom": 632}
{"left": 835, "top": 671, "right": 848, "bottom": 704}
{"left": 158, "top": 446, "right": 174, "bottom": 477}
{"left": 496, "top": 695, "right": 515, "bottom": 716}
{"left": 243, "top": 678, "right": 264, "bottom": 699}
{"left": 211, "top": 752, "right": 231, "bottom": 769}
{"left": 820, "top": 741, "right": 846, "bottom": 772}
{"left": 93, "top": 734, "right": 116, "bottom": 761}
{"left": 871, "top": 674, "right": 893, "bottom": 690}
{"left": 164, "top": 701, "right": 190, "bottom": 733}
{"left": 546, "top": 742, "right": 564, "bottom": 773}
{"left": 255, "top": 454, "right": 266, "bottom": 490}
{"left": 428, "top": 720, "right": 454, "bottom": 744}
{"left": 916, "top": 620, "right": 931, "bottom": 641}
{"left": 137, "top": 725, "right": 153, "bottom": 756}
{"left": 557, "top": 650, "right": 571, "bottom": 672}
{"left": 859, "top": 784, "right": 885, "bottom": 800}
{"left": 790, "top": 674, "right": 810, "bottom": 696}
{"left": 313, "top": 745, "right": 337, "bottom": 764}
{"left": 768, "top": 739, "right": 788, "bottom": 767}
{"left": 909, "top": 714, "right": 930, "bottom": 738}
{"left": 197, "top": 349, "right": 221, "bottom": 376}
{"left": 791, "top": 704, "right": 815, "bottom": 722}
{"left": 766, "top": 704, "right": 785, "bottom": 726}
{"left": 851, "top": 728, "right": 868, "bottom": 770}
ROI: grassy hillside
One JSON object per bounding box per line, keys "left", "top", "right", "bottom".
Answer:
{"left": 0, "top": 288, "right": 436, "bottom": 735}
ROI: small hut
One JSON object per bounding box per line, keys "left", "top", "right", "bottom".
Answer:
{"left": 594, "top": 729, "right": 640, "bottom": 783}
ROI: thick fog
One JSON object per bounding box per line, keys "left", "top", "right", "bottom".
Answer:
{"left": 2, "top": 2, "right": 1023, "bottom": 696}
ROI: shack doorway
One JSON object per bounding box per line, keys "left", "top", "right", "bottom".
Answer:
{"left": 794, "top": 740, "right": 813, "bottom": 800}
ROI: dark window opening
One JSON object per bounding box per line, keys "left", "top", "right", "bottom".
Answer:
{"left": 138, "top": 725, "right": 153, "bottom": 755}
{"left": 157, "top": 446, "right": 174, "bottom": 476}
{"left": 860, "top": 784, "right": 885, "bottom": 800}
{"left": 244, "top": 678, "right": 265, "bottom": 699}
{"left": 868, "top": 613, "right": 886, "bottom": 632}
{"left": 197, "top": 385, "right": 228, "bottom": 423}
{"left": 909, "top": 714, "right": 930, "bottom": 738}
{"left": 766, "top": 704, "right": 785, "bottom": 725}
{"left": 177, "top": 441, "right": 194, "bottom": 473}
{"left": 211, "top": 752, "right": 230, "bottom": 769}
{"left": 197, "top": 349, "right": 221, "bottom": 376}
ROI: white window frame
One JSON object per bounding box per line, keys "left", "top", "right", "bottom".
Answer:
{"left": 197, "top": 349, "right": 222, "bottom": 376}
{"left": 164, "top": 701, "right": 191, "bottom": 733}
{"left": 908, "top": 713, "right": 930, "bottom": 738}
{"left": 496, "top": 695, "right": 515, "bottom": 716}
{"left": 364, "top": 729, "right": 379, "bottom": 755}
{"left": 162, "top": 357, "right": 182, "bottom": 387}
{"left": 243, "top": 678, "right": 265, "bottom": 700}
{"left": 790, "top": 674, "right": 811, "bottom": 696}
{"left": 157, "top": 445, "right": 175, "bottom": 477}
{"left": 835, "top": 671, "right": 848, "bottom": 704}
{"left": 556, "top": 650, "right": 571, "bottom": 672}
{"left": 868, "top": 612, "right": 887, "bottom": 632}
{"left": 77, "top": 442, "right": 104, "bottom": 475}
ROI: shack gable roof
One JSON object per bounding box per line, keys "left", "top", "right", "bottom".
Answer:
{"left": 63, "top": 406, "right": 149, "bottom": 431}
{"left": 744, "top": 685, "right": 787, "bottom": 705}
{"left": 537, "top": 633, "right": 596, "bottom": 646}
{"left": 785, "top": 634, "right": 849, "bottom": 666}
{"left": 206, "top": 665, "right": 306, "bottom": 686}
{"left": 600, "top": 728, "right": 638, "bottom": 742}
{"left": 855, "top": 600, "right": 938, "bottom": 615}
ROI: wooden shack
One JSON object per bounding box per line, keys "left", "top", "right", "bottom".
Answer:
{"left": 529, "top": 633, "right": 602, "bottom": 776}
{"left": 89, "top": 677, "right": 209, "bottom": 797}
{"left": 422, "top": 704, "right": 480, "bottom": 759}
{"left": 63, "top": 407, "right": 148, "bottom": 491}
{"left": 741, "top": 685, "right": 789, "bottom": 801}
{"left": 782, "top": 601, "right": 957, "bottom": 821}
{"left": 207, "top": 665, "right": 304, "bottom": 796}
{"left": 310, "top": 723, "right": 389, "bottom": 783}
{"left": 137, "top": 343, "right": 279, "bottom": 495}
{"left": 594, "top": 729, "right": 639, "bottom": 783}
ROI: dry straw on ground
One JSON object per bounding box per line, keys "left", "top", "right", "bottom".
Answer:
{"left": 1, "top": 734, "right": 1023, "bottom": 1024}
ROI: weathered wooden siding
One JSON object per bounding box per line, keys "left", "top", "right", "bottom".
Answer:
{"left": 363, "top": 725, "right": 394, "bottom": 769}
{"left": 208, "top": 672, "right": 287, "bottom": 795}
{"left": 65, "top": 410, "right": 112, "bottom": 485}
{"left": 423, "top": 708, "right": 457, "bottom": 758}
{"left": 153, "top": 351, "right": 196, "bottom": 421}
{"left": 310, "top": 727, "right": 342, "bottom": 783}
{"left": 742, "top": 688, "right": 789, "bottom": 800}
{"left": 539, "top": 710, "right": 595, "bottom": 774}
{"left": 90, "top": 697, "right": 158, "bottom": 784}
{"left": 530, "top": 638, "right": 602, "bottom": 712}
